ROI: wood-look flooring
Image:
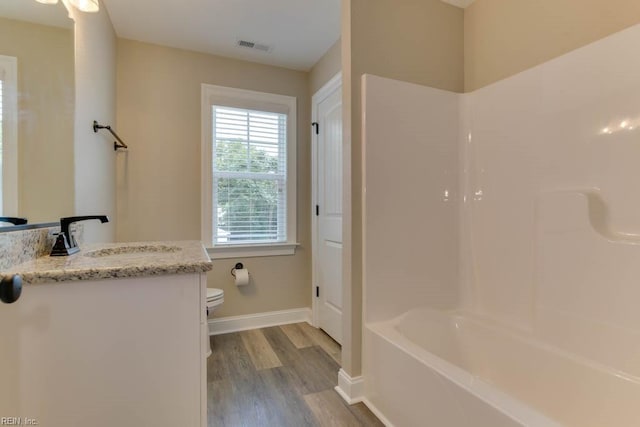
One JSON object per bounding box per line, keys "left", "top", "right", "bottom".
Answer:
{"left": 208, "top": 322, "right": 383, "bottom": 427}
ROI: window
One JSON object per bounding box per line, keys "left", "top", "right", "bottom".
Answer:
{"left": 1, "top": 72, "right": 3, "bottom": 214}
{"left": 0, "top": 55, "right": 17, "bottom": 216}
{"left": 201, "top": 84, "right": 297, "bottom": 258}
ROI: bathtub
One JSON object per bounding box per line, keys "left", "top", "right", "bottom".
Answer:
{"left": 363, "top": 308, "right": 640, "bottom": 426}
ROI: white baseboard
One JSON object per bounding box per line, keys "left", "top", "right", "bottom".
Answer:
{"left": 361, "top": 397, "right": 394, "bottom": 427}
{"left": 334, "top": 368, "right": 365, "bottom": 405}
{"left": 208, "top": 307, "right": 311, "bottom": 335}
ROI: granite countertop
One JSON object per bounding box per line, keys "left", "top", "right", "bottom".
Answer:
{"left": 4, "top": 241, "right": 213, "bottom": 284}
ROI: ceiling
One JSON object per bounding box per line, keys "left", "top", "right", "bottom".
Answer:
{"left": 102, "top": 0, "right": 341, "bottom": 71}
{"left": 5, "top": 0, "right": 471, "bottom": 72}
{"left": 441, "top": 0, "right": 476, "bottom": 7}
{"left": 0, "top": 0, "right": 72, "bottom": 29}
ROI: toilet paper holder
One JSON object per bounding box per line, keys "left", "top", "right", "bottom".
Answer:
{"left": 230, "top": 263, "right": 244, "bottom": 277}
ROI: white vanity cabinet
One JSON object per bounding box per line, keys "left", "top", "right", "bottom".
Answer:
{"left": 0, "top": 271, "right": 208, "bottom": 426}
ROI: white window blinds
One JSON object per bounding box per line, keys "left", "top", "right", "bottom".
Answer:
{"left": 212, "top": 105, "right": 287, "bottom": 244}
{"left": 0, "top": 55, "right": 18, "bottom": 216}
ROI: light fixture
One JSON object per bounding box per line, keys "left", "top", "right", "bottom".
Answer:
{"left": 35, "top": 0, "right": 59, "bottom": 4}
{"left": 69, "top": 0, "right": 99, "bottom": 12}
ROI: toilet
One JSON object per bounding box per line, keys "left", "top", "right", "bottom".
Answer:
{"left": 205, "top": 288, "right": 224, "bottom": 357}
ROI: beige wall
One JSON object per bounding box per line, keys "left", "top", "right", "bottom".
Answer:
{"left": 343, "top": 0, "right": 464, "bottom": 376}
{"left": 116, "top": 39, "right": 311, "bottom": 317}
{"left": 310, "top": 39, "right": 341, "bottom": 95}
{"left": 71, "top": 1, "right": 117, "bottom": 242}
{"left": 0, "top": 17, "right": 74, "bottom": 223}
{"left": 465, "top": 0, "right": 640, "bottom": 91}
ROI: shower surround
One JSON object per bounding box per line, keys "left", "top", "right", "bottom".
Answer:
{"left": 361, "top": 23, "right": 640, "bottom": 427}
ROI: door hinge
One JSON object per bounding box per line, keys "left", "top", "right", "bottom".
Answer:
{"left": 312, "top": 122, "right": 319, "bottom": 135}
{"left": 316, "top": 205, "right": 319, "bottom": 216}
{"left": 316, "top": 286, "right": 319, "bottom": 297}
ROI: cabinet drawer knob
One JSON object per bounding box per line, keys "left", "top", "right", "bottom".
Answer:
{"left": 0, "top": 274, "right": 22, "bottom": 304}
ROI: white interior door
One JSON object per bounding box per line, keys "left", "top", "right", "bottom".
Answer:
{"left": 313, "top": 74, "right": 343, "bottom": 344}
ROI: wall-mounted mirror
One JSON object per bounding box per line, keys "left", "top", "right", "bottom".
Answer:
{"left": 0, "top": 0, "right": 74, "bottom": 228}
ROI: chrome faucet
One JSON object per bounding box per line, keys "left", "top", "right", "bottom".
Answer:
{"left": 50, "top": 215, "right": 109, "bottom": 256}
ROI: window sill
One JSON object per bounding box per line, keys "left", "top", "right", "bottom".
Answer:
{"left": 206, "top": 243, "right": 299, "bottom": 259}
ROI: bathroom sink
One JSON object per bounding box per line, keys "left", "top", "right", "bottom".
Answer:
{"left": 83, "top": 244, "right": 182, "bottom": 258}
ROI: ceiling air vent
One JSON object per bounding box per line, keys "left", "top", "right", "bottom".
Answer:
{"left": 237, "top": 39, "right": 272, "bottom": 53}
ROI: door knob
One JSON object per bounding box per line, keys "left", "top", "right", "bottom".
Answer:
{"left": 0, "top": 274, "right": 22, "bottom": 304}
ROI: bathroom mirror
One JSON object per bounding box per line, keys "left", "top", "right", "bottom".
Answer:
{"left": 0, "top": 0, "right": 74, "bottom": 228}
